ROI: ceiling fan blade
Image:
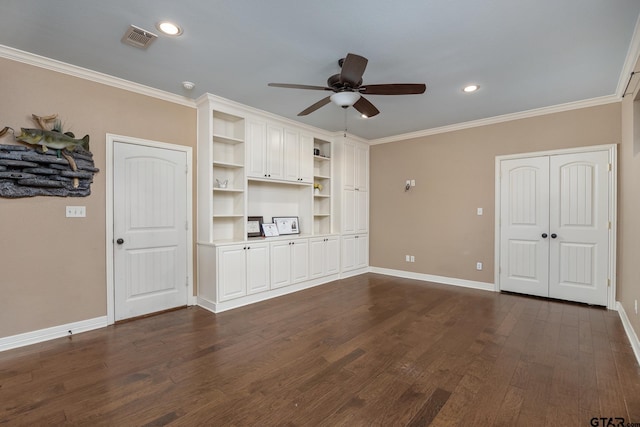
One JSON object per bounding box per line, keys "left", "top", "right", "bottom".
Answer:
{"left": 360, "top": 83, "right": 426, "bottom": 95}
{"left": 353, "top": 96, "right": 380, "bottom": 118}
{"left": 298, "top": 96, "right": 332, "bottom": 116}
{"left": 268, "top": 83, "right": 332, "bottom": 91}
{"left": 339, "top": 53, "right": 368, "bottom": 87}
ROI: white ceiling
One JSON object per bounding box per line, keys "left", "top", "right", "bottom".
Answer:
{"left": 1, "top": 1, "right": 639, "bottom": 140}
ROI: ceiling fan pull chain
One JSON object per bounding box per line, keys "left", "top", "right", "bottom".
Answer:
{"left": 344, "top": 109, "right": 348, "bottom": 137}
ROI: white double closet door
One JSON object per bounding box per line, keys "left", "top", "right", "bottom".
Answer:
{"left": 499, "top": 149, "right": 612, "bottom": 306}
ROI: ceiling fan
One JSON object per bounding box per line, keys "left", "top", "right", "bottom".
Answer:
{"left": 268, "top": 53, "right": 426, "bottom": 118}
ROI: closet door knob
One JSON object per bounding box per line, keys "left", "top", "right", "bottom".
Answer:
{"left": 541, "top": 233, "right": 548, "bottom": 238}
{"left": 551, "top": 233, "right": 557, "bottom": 239}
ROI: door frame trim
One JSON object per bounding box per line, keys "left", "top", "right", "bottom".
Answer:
{"left": 106, "top": 134, "right": 195, "bottom": 325}
{"left": 494, "top": 143, "right": 617, "bottom": 310}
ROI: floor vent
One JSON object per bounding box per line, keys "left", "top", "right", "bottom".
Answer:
{"left": 121, "top": 25, "right": 158, "bottom": 49}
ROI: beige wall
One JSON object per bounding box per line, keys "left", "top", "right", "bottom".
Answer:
{"left": 618, "top": 61, "right": 640, "bottom": 337}
{"left": 0, "top": 57, "right": 196, "bottom": 338}
{"left": 370, "top": 103, "right": 621, "bottom": 284}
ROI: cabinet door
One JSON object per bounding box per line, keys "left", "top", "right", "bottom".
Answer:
{"left": 266, "top": 125, "right": 285, "bottom": 180}
{"left": 355, "top": 190, "right": 368, "bottom": 233}
{"left": 217, "top": 245, "right": 247, "bottom": 301}
{"left": 298, "top": 133, "right": 314, "bottom": 183}
{"left": 283, "top": 128, "right": 300, "bottom": 182}
{"left": 291, "top": 239, "right": 309, "bottom": 284}
{"left": 270, "top": 241, "right": 292, "bottom": 288}
{"left": 341, "top": 235, "right": 356, "bottom": 272}
{"left": 246, "top": 120, "right": 267, "bottom": 178}
{"left": 325, "top": 236, "right": 340, "bottom": 275}
{"left": 309, "top": 237, "right": 325, "bottom": 279}
{"left": 355, "top": 234, "right": 369, "bottom": 269}
{"left": 343, "top": 140, "right": 355, "bottom": 190}
{"left": 355, "top": 143, "right": 369, "bottom": 191}
{"left": 246, "top": 243, "right": 270, "bottom": 295}
{"left": 342, "top": 189, "right": 356, "bottom": 234}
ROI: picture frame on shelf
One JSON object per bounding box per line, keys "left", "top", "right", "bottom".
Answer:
{"left": 262, "top": 223, "right": 279, "bottom": 237}
{"left": 247, "top": 216, "right": 264, "bottom": 238}
{"left": 273, "top": 216, "right": 300, "bottom": 235}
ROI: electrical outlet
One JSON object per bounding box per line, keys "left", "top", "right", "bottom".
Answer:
{"left": 410, "top": 255, "right": 415, "bottom": 263}
{"left": 410, "top": 179, "right": 416, "bottom": 187}
{"left": 477, "top": 207, "right": 483, "bottom": 216}
{"left": 476, "top": 262, "right": 483, "bottom": 271}
{"left": 635, "top": 299, "right": 638, "bottom": 315}
{"left": 66, "top": 206, "right": 86, "bottom": 217}
{"left": 406, "top": 255, "right": 410, "bottom": 262}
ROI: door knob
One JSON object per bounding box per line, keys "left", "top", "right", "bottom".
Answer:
{"left": 541, "top": 233, "right": 548, "bottom": 238}
{"left": 551, "top": 233, "right": 557, "bottom": 239}
{"left": 116, "top": 238, "right": 124, "bottom": 245}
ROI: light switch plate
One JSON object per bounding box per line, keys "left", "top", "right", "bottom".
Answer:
{"left": 66, "top": 206, "right": 86, "bottom": 217}
{"left": 477, "top": 207, "right": 483, "bottom": 216}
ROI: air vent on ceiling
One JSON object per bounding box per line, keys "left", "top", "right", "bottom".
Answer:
{"left": 121, "top": 25, "right": 158, "bottom": 49}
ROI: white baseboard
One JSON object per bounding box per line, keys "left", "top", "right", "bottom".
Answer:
{"left": 616, "top": 301, "right": 640, "bottom": 368}
{"left": 0, "top": 316, "right": 108, "bottom": 353}
{"left": 197, "top": 273, "right": 342, "bottom": 314}
{"left": 369, "top": 267, "right": 496, "bottom": 292}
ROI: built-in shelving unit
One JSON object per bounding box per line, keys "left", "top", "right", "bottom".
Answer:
{"left": 313, "top": 138, "right": 332, "bottom": 235}
{"left": 211, "top": 112, "right": 245, "bottom": 242}
{"left": 197, "top": 93, "right": 361, "bottom": 315}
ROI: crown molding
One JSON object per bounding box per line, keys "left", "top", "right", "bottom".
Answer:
{"left": 369, "top": 94, "right": 620, "bottom": 145}
{"left": 617, "top": 13, "right": 640, "bottom": 97}
{"left": 0, "top": 44, "right": 196, "bottom": 108}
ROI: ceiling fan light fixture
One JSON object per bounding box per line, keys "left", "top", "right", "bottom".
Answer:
{"left": 330, "top": 91, "right": 361, "bottom": 107}
{"left": 463, "top": 84, "right": 479, "bottom": 93}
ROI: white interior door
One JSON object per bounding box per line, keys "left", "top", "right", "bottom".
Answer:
{"left": 548, "top": 151, "right": 609, "bottom": 305}
{"left": 499, "top": 150, "right": 611, "bottom": 306}
{"left": 499, "top": 156, "right": 550, "bottom": 297}
{"left": 113, "top": 142, "right": 188, "bottom": 321}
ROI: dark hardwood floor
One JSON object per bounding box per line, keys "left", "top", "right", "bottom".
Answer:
{"left": 1, "top": 273, "right": 639, "bottom": 426}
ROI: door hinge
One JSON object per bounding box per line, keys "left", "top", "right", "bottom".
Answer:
{"left": 186, "top": 276, "right": 189, "bottom": 287}
{"left": 607, "top": 278, "right": 611, "bottom": 287}
{"left": 185, "top": 164, "right": 189, "bottom": 174}
{"left": 608, "top": 163, "right": 612, "bottom": 172}
{"left": 185, "top": 221, "right": 189, "bottom": 230}
{"left": 608, "top": 221, "right": 611, "bottom": 230}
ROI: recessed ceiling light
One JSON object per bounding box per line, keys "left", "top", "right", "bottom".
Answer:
{"left": 157, "top": 21, "right": 183, "bottom": 36}
{"left": 463, "top": 84, "right": 480, "bottom": 93}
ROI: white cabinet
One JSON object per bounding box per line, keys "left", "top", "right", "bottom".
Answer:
{"left": 309, "top": 236, "right": 340, "bottom": 279}
{"left": 342, "top": 188, "right": 368, "bottom": 234}
{"left": 247, "top": 120, "right": 285, "bottom": 180}
{"left": 342, "top": 138, "right": 369, "bottom": 234}
{"left": 284, "top": 129, "right": 312, "bottom": 183}
{"left": 217, "top": 242, "right": 270, "bottom": 301}
{"left": 343, "top": 139, "right": 368, "bottom": 191}
{"left": 248, "top": 122, "right": 312, "bottom": 184}
{"left": 341, "top": 234, "right": 368, "bottom": 272}
{"left": 270, "top": 238, "right": 309, "bottom": 289}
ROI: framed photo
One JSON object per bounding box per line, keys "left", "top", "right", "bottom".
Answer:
{"left": 247, "top": 216, "right": 264, "bottom": 238}
{"left": 261, "top": 223, "right": 279, "bottom": 237}
{"left": 273, "top": 216, "right": 300, "bottom": 235}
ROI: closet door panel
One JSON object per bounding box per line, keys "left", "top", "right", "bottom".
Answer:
{"left": 548, "top": 151, "right": 609, "bottom": 305}
{"left": 499, "top": 156, "right": 550, "bottom": 297}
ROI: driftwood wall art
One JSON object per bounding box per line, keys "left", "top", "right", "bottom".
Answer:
{"left": 0, "top": 114, "right": 98, "bottom": 198}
